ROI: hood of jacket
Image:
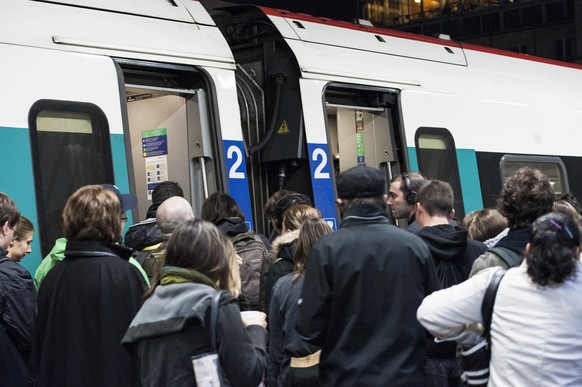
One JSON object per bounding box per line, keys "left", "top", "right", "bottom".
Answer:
{"left": 122, "top": 283, "right": 215, "bottom": 344}
{"left": 417, "top": 224, "right": 468, "bottom": 262}
{"left": 271, "top": 229, "right": 300, "bottom": 258}
{"left": 216, "top": 217, "right": 248, "bottom": 237}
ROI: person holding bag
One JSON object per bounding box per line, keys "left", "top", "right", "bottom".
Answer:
{"left": 417, "top": 212, "right": 582, "bottom": 386}
{"left": 123, "top": 219, "right": 268, "bottom": 387}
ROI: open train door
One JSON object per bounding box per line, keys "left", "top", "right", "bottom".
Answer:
{"left": 300, "top": 80, "right": 403, "bottom": 229}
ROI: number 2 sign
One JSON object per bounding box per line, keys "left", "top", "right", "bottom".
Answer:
{"left": 307, "top": 143, "right": 337, "bottom": 230}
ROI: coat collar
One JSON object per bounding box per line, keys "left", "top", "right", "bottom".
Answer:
{"left": 340, "top": 204, "right": 391, "bottom": 228}
{"left": 65, "top": 240, "right": 133, "bottom": 261}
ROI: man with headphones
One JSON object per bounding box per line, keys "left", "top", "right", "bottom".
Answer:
{"left": 388, "top": 172, "right": 428, "bottom": 234}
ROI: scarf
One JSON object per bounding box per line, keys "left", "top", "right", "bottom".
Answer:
{"left": 159, "top": 266, "right": 217, "bottom": 289}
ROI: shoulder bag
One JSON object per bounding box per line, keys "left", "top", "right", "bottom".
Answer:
{"left": 459, "top": 269, "right": 506, "bottom": 386}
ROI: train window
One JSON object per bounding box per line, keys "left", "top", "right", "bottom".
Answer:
{"left": 415, "top": 127, "right": 465, "bottom": 219}
{"left": 500, "top": 155, "right": 569, "bottom": 195}
{"left": 29, "top": 100, "right": 114, "bottom": 256}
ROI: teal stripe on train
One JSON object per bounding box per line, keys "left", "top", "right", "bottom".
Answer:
{"left": 457, "top": 148, "right": 483, "bottom": 214}
{"left": 0, "top": 127, "right": 41, "bottom": 275}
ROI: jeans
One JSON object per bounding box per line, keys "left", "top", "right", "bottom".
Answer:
{"left": 425, "top": 357, "right": 462, "bottom": 387}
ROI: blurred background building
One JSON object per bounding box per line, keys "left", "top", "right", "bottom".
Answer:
{"left": 219, "top": 0, "right": 581, "bottom": 64}
{"left": 361, "top": 0, "right": 581, "bottom": 64}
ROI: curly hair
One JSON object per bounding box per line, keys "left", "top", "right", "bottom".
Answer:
{"left": 497, "top": 167, "right": 554, "bottom": 229}
{"left": 525, "top": 212, "right": 580, "bottom": 286}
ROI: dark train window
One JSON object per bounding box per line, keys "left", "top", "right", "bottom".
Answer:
{"left": 500, "top": 155, "right": 569, "bottom": 195}
{"left": 29, "top": 100, "right": 114, "bottom": 256}
{"left": 415, "top": 127, "right": 464, "bottom": 220}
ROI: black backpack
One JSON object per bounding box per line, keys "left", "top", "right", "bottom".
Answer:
{"left": 434, "top": 260, "right": 465, "bottom": 290}
{"left": 231, "top": 231, "right": 268, "bottom": 310}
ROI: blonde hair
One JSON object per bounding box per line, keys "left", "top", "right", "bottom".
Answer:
{"left": 282, "top": 204, "right": 321, "bottom": 232}
{"left": 63, "top": 185, "right": 122, "bottom": 243}
{"left": 294, "top": 218, "right": 332, "bottom": 281}
{"left": 466, "top": 208, "right": 508, "bottom": 242}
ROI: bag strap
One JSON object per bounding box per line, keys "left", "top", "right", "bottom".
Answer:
{"left": 489, "top": 246, "right": 521, "bottom": 268}
{"left": 481, "top": 269, "right": 506, "bottom": 340}
{"left": 210, "top": 290, "right": 224, "bottom": 352}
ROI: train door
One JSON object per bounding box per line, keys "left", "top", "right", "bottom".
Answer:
{"left": 116, "top": 61, "right": 224, "bottom": 222}
{"left": 300, "top": 80, "right": 403, "bottom": 229}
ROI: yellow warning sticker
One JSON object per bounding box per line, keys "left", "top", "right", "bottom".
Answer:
{"left": 277, "top": 120, "right": 289, "bottom": 134}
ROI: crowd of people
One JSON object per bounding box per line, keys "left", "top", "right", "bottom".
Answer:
{"left": 2, "top": 164, "right": 582, "bottom": 386}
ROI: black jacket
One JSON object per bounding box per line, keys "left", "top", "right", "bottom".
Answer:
{"left": 122, "top": 283, "right": 268, "bottom": 387}
{"left": 417, "top": 224, "right": 487, "bottom": 358}
{"left": 32, "top": 241, "right": 147, "bottom": 387}
{"left": 417, "top": 224, "right": 487, "bottom": 280}
{"left": 0, "top": 250, "right": 37, "bottom": 386}
{"left": 297, "top": 204, "right": 439, "bottom": 386}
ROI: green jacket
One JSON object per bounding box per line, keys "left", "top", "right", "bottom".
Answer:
{"left": 34, "top": 238, "right": 150, "bottom": 290}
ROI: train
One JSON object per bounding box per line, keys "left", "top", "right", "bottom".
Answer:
{"left": 2, "top": 0, "right": 581, "bottom": 274}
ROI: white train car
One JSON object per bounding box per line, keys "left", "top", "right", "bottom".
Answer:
{"left": 0, "top": 0, "right": 254, "bottom": 273}
{"left": 210, "top": 4, "right": 582, "bottom": 229}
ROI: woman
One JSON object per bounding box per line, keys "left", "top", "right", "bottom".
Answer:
{"left": 0, "top": 201, "right": 37, "bottom": 386}
{"left": 7, "top": 215, "right": 34, "bottom": 262}
{"left": 418, "top": 212, "right": 582, "bottom": 386}
{"left": 33, "top": 185, "right": 146, "bottom": 386}
{"left": 122, "top": 219, "right": 268, "bottom": 387}
{"left": 264, "top": 204, "right": 321, "bottom": 314}
{"left": 268, "top": 218, "right": 332, "bottom": 387}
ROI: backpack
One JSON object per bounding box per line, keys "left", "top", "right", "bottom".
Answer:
{"left": 231, "top": 231, "right": 268, "bottom": 310}
{"left": 488, "top": 246, "right": 522, "bottom": 268}
{"left": 434, "top": 260, "right": 465, "bottom": 290}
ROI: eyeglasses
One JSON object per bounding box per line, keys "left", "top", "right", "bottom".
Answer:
{"left": 120, "top": 214, "right": 129, "bottom": 223}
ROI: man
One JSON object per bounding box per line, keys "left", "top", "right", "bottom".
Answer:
{"left": 415, "top": 180, "right": 487, "bottom": 386}
{"left": 297, "top": 166, "right": 439, "bottom": 386}
{"left": 469, "top": 167, "right": 555, "bottom": 277}
{"left": 388, "top": 172, "right": 427, "bottom": 233}
{"left": 0, "top": 193, "right": 34, "bottom": 386}
{"left": 124, "top": 181, "right": 183, "bottom": 252}
{"left": 142, "top": 196, "right": 194, "bottom": 282}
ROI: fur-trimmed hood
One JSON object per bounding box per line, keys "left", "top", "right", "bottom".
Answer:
{"left": 270, "top": 229, "right": 300, "bottom": 258}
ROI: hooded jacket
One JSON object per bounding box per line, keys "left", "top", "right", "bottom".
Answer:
{"left": 122, "top": 282, "right": 268, "bottom": 387}
{"left": 417, "top": 224, "right": 486, "bottom": 358}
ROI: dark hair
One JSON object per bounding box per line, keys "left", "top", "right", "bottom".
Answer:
{"left": 151, "top": 181, "right": 183, "bottom": 205}
{"left": 293, "top": 218, "right": 332, "bottom": 281}
{"left": 201, "top": 192, "right": 245, "bottom": 224}
{"left": 13, "top": 216, "right": 34, "bottom": 241}
{"left": 525, "top": 212, "right": 580, "bottom": 286}
{"left": 416, "top": 180, "right": 454, "bottom": 217}
{"left": 273, "top": 193, "right": 313, "bottom": 230}
{"left": 559, "top": 192, "right": 582, "bottom": 218}
{"left": 265, "top": 190, "right": 291, "bottom": 219}
{"left": 497, "top": 167, "right": 554, "bottom": 229}
{"left": 0, "top": 193, "right": 20, "bottom": 228}
{"left": 165, "top": 219, "right": 232, "bottom": 289}
{"left": 465, "top": 209, "right": 508, "bottom": 242}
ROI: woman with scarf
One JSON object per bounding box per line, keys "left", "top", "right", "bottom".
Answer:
{"left": 123, "top": 219, "right": 268, "bottom": 387}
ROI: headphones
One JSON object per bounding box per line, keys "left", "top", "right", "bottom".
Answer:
{"left": 402, "top": 172, "right": 418, "bottom": 205}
